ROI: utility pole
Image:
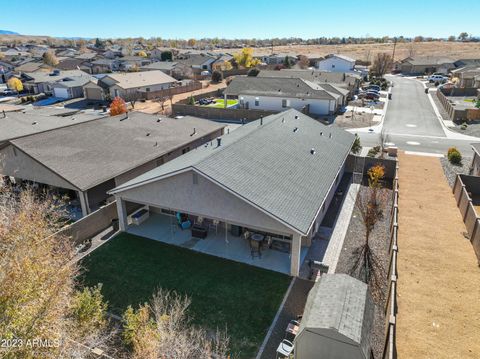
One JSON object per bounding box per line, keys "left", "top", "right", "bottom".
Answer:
{"left": 392, "top": 37, "right": 397, "bottom": 62}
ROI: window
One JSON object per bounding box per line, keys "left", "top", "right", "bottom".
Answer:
{"left": 255, "top": 97, "right": 259, "bottom": 106}
{"left": 282, "top": 99, "right": 288, "bottom": 108}
{"left": 202, "top": 65, "right": 208, "bottom": 69}
{"left": 146, "top": 87, "right": 150, "bottom": 92}
{"left": 332, "top": 64, "right": 335, "bottom": 68}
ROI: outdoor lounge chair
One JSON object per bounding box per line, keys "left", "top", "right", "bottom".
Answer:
{"left": 276, "top": 339, "right": 293, "bottom": 359}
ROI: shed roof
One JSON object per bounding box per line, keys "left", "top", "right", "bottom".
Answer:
{"left": 9, "top": 112, "right": 224, "bottom": 191}
{"left": 300, "top": 274, "right": 374, "bottom": 355}
{"left": 111, "top": 109, "right": 354, "bottom": 235}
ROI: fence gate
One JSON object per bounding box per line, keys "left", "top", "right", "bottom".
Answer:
{"left": 352, "top": 155, "right": 365, "bottom": 184}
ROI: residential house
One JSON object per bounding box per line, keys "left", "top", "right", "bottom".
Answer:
{"left": 118, "top": 56, "right": 152, "bottom": 71}
{"left": 454, "top": 59, "right": 480, "bottom": 68}
{"left": 21, "top": 69, "right": 93, "bottom": 95}
{"left": 397, "top": 56, "right": 456, "bottom": 74}
{"left": 257, "top": 53, "right": 298, "bottom": 66}
{"left": 211, "top": 54, "right": 234, "bottom": 71}
{"left": 315, "top": 54, "right": 355, "bottom": 73}
{"left": 88, "top": 70, "right": 177, "bottom": 100}
{"left": 14, "top": 61, "right": 47, "bottom": 74}
{"left": 150, "top": 47, "right": 178, "bottom": 60}
{"left": 224, "top": 76, "right": 348, "bottom": 116}
{"left": 51, "top": 75, "right": 94, "bottom": 99}
{"left": 451, "top": 66, "right": 480, "bottom": 88}
{"left": 56, "top": 58, "right": 92, "bottom": 73}
{"left": 258, "top": 69, "right": 361, "bottom": 98}
{"left": 177, "top": 54, "right": 216, "bottom": 75}
{"left": 0, "top": 61, "right": 15, "bottom": 83}
{"left": 91, "top": 59, "right": 120, "bottom": 74}
{"left": 295, "top": 274, "right": 374, "bottom": 359}
{"left": 140, "top": 61, "right": 190, "bottom": 79}
{"left": 75, "top": 52, "right": 98, "bottom": 61}
{"left": 109, "top": 109, "right": 354, "bottom": 276}
{"left": 0, "top": 112, "right": 224, "bottom": 218}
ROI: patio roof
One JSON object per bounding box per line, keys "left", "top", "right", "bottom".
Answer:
{"left": 110, "top": 109, "right": 354, "bottom": 235}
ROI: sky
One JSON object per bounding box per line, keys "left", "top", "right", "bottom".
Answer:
{"left": 1, "top": 0, "right": 479, "bottom": 39}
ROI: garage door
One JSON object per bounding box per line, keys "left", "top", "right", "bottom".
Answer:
{"left": 85, "top": 87, "right": 104, "bottom": 101}
{"left": 53, "top": 87, "right": 69, "bottom": 99}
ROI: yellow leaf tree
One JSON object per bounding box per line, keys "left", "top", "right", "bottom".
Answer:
{"left": 138, "top": 50, "right": 147, "bottom": 58}
{"left": 7, "top": 77, "right": 23, "bottom": 92}
{"left": 234, "top": 48, "right": 260, "bottom": 68}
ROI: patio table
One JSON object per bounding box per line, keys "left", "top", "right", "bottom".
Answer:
{"left": 251, "top": 233, "right": 264, "bottom": 242}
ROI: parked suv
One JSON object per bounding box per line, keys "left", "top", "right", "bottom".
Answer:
{"left": 427, "top": 75, "right": 447, "bottom": 83}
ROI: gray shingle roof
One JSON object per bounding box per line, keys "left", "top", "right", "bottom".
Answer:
{"left": 224, "top": 77, "right": 341, "bottom": 100}
{"left": 111, "top": 109, "right": 354, "bottom": 235}
{"left": 300, "top": 274, "right": 374, "bottom": 356}
{"left": 10, "top": 112, "right": 225, "bottom": 191}
{"left": 141, "top": 61, "right": 178, "bottom": 71}
{"left": 23, "top": 69, "right": 92, "bottom": 84}
{"left": 258, "top": 69, "right": 360, "bottom": 87}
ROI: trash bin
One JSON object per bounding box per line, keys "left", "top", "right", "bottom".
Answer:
{"left": 425, "top": 88, "right": 429, "bottom": 94}
{"left": 388, "top": 93, "right": 392, "bottom": 100}
{"left": 111, "top": 218, "right": 119, "bottom": 231}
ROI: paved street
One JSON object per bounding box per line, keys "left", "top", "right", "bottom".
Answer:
{"left": 356, "top": 76, "right": 477, "bottom": 156}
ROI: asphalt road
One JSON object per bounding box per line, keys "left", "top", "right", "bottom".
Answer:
{"left": 357, "top": 76, "right": 476, "bottom": 156}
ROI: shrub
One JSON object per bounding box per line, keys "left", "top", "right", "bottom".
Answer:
{"left": 351, "top": 134, "right": 362, "bottom": 154}
{"left": 461, "top": 123, "right": 468, "bottom": 130}
{"left": 188, "top": 95, "right": 195, "bottom": 105}
{"left": 247, "top": 68, "right": 259, "bottom": 77}
{"left": 447, "top": 147, "right": 459, "bottom": 156}
{"left": 448, "top": 148, "right": 462, "bottom": 165}
{"left": 367, "top": 145, "right": 381, "bottom": 158}
{"left": 211, "top": 70, "right": 223, "bottom": 84}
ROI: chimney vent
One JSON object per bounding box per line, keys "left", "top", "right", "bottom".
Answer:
{"left": 293, "top": 127, "right": 298, "bottom": 133}
{"left": 329, "top": 133, "right": 332, "bottom": 138}
{"left": 294, "top": 115, "right": 299, "bottom": 119}
{"left": 282, "top": 118, "right": 285, "bottom": 123}
{"left": 217, "top": 138, "right": 222, "bottom": 147}
{"left": 320, "top": 131, "right": 323, "bottom": 136}
{"left": 146, "top": 132, "right": 151, "bottom": 136}
{"left": 310, "top": 148, "right": 316, "bottom": 155}
{"left": 260, "top": 116, "right": 263, "bottom": 125}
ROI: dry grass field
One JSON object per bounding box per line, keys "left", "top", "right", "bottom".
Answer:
{"left": 218, "top": 41, "right": 480, "bottom": 61}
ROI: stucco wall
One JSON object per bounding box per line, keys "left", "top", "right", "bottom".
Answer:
{"left": 316, "top": 57, "right": 354, "bottom": 72}
{"left": 117, "top": 170, "right": 295, "bottom": 235}
{"left": 239, "top": 94, "right": 333, "bottom": 115}
{"left": 0, "top": 145, "right": 78, "bottom": 190}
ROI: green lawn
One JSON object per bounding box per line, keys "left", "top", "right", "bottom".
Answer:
{"left": 80, "top": 233, "right": 290, "bottom": 358}
{"left": 201, "top": 98, "right": 239, "bottom": 108}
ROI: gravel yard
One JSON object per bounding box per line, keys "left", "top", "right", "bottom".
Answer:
{"left": 335, "top": 111, "right": 375, "bottom": 129}
{"left": 440, "top": 156, "right": 471, "bottom": 187}
{"left": 334, "top": 184, "right": 393, "bottom": 359}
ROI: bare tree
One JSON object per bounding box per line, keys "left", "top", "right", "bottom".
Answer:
{"left": 370, "top": 53, "right": 393, "bottom": 77}
{"left": 124, "top": 91, "right": 144, "bottom": 109}
{"left": 297, "top": 55, "right": 310, "bottom": 69}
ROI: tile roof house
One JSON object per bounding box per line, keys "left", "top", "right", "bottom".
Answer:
{"left": 109, "top": 109, "right": 354, "bottom": 275}
{"left": 0, "top": 112, "right": 224, "bottom": 217}
{"left": 295, "top": 274, "right": 374, "bottom": 359}
{"left": 224, "top": 76, "right": 348, "bottom": 116}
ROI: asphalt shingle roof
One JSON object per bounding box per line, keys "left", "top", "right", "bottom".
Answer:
{"left": 300, "top": 274, "right": 374, "bottom": 356}
{"left": 224, "top": 77, "right": 341, "bottom": 100}
{"left": 258, "top": 69, "right": 359, "bottom": 88}
{"left": 112, "top": 109, "right": 354, "bottom": 234}
{"left": 10, "top": 112, "right": 224, "bottom": 191}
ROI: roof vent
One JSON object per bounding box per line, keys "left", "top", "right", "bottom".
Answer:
{"left": 310, "top": 148, "right": 316, "bottom": 155}
{"left": 217, "top": 138, "right": 222, "bottom": 147}
{"left": 227, "top": 128, "right": 230, "bottom": 134}
{"left": 282, "top": 118, "right": 285, "bottom": 123}
{"left": 153, "top": 141, "right": 158, "bottom": 147}
{"left": 293, "top": 127, "right": 298, "bottom": 133}
{"left": 157, "top": 118, "right": 162, "bottom": 123}
{"left": 260, "top": 116, "right": 263, "bottom": 125}
{"left": 320, "top": 131, "right": 323, "bottom": 136}
{"left": 329, "top": 133, "right": 332, "bottom": 138}
{"left": 294, "top": 115, "right": 299, "bottom": 119}
{"left": 146, "top": 132, "right": 151, "bottom": 136}
{"left": 190, "top": 127, "right": 196, "bottom": 136}
{"left": 71, "top": 117, "right": 76, "bottom": 120}
{"left": 32, "top": 121, "right": 37, "bottom": 125}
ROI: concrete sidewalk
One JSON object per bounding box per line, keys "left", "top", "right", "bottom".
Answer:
{"left": 396, "top": 152, "right": 480, "bottom": 358}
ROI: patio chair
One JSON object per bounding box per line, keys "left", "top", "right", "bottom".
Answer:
{"left": 209, "top": 219, "right": 220, "bottom": 234}
{"left": 195, "top": 216, "right": 204, "bottom": 225}
{"left": 276, "top": 339, "right": 294, "bottom": 359}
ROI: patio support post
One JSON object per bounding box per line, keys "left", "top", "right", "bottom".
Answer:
{"left": 77, "top": 190, "right": 89, "bottom": 217}
{"left": 290, "top": 234, "right": 302, "bottom": 277}
{"left": 224, "top": 93, "right": 227, "bottom": 109}
{"left": 116, "top": 198, "right": 128, "bottom": 231}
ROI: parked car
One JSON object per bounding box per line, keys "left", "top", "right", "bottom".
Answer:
{"left": 365, "top": 84, "right": 381, "bottom": 92}
{"left": 1, "top": 89, "right": 17, "bottom": 96}
{"left": 428, "top": 75, "right": 447, "bottom": 83}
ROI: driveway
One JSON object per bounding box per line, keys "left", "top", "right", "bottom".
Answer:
{"left": 383, "top": 75, "right": 445, "bottom": 137}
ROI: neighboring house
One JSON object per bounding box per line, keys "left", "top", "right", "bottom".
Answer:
{"left": 451, "top": 66, "right": 480, "bottom": 88}
{"left": 295, "top": 274, "right": 374, "bottom": 359}
{"left": 177, "top": 54, "right": 216, "bottom": 74}
{"left": 91, "top": 59, "right": 120, "bottom": 74}
{"left": 257, "top": 53, "right": 298, "bottom": 66}
{"left": 109, "top": 110, "right": 354, "bottom": 276}
{"left": 21, "top": 69, "right": 93, "bottom": 95}
{"left": 51, "top": 75, "right": 94, "bottom": 99}
{"left": 258, "top": 69, "right": 361, "bottom": 97}
{"left": 0, "top": 112, "right": 224, "bottom": 217}
{"left": 0, "top": 61, "right": 15, "bottom": 83}
{"left": 91, "top": 70, "right": 177, "bottom": 100}
{"left": 56, "top": 58, "right": 92, "bottom": 73}
{"left": 454, "top": 59, "right": 480, "bottom": 68}
{"left": 211, "top": 54, "right": 234, "bottom": 71}
{"left": 14, "top": 61, "right": 47, "bottom": 74}
{"left": 316, "top": 54, "right": 355, "bottom": 73}
{"left": 74, "top": 52, "right": 98, "bottom": 61}
{"left": 118, "top": 56, "right": 152, "bottom": 71}
{"left": 397, "top": 56, "right": 456, "bottom": 74}
{"left": 224, "top": 76, "right": 347, "bottom": 116}
{"left": 150, "top": 47, "right": 178, "bottom": 60}
{"left": 140, "top": 61, "right": 189, "bottom": 79}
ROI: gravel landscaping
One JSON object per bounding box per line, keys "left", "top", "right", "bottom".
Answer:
{"left": 335, "top": 111, "right": 375, "bottom": 129}
{"left": 440, "top": 156, "right": 471, "bottom": 188}
{"left": 334, "top": 185, "right": 393, "bottom": 359}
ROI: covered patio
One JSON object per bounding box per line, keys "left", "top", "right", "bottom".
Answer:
{"left": 125, "top": 210, "right": 308, "bottom": 275}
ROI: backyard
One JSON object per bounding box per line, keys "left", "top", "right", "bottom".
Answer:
{"left": 199, "top": 98, "right": 238, "bottom": 108}
{"left": 80, "top": 232, "right": 291, "bottom": 358}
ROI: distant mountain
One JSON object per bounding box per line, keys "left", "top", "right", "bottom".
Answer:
{"left": 0, "top": 30, "right": 19, "bottom": 35}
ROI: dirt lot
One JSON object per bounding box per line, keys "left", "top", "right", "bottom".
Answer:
{"left": 130, "top": 80, "right": 227, "bottom": 115}
{"left": 215, "top": 41, "right": 480, "bottom": 62}
{"left": 335, "top": 111, "right": 375, "bottom": 129}
{"left": 396, "top": 152, "right": 480, "bottom": 359}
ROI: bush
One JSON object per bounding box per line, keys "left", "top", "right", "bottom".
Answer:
{"left": 351, "top": 134, "right": 362, "bottom": 154}
{"left": 447, "top": 148, "right": 462, "bottom": 165}
{"left": 247, "top": 68, "right": 259, "bottom": 77}
{"left": 211, "top": 70, "right": 223, "bottom": 84}
{"left": 461, "top": 123, "right": 468, "bottom": 130}
{"left": 367, "top": 146, "right": 381, "bottom": 157}
{"left": 188, "top": 95, "right": 195, "bottom": 105}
